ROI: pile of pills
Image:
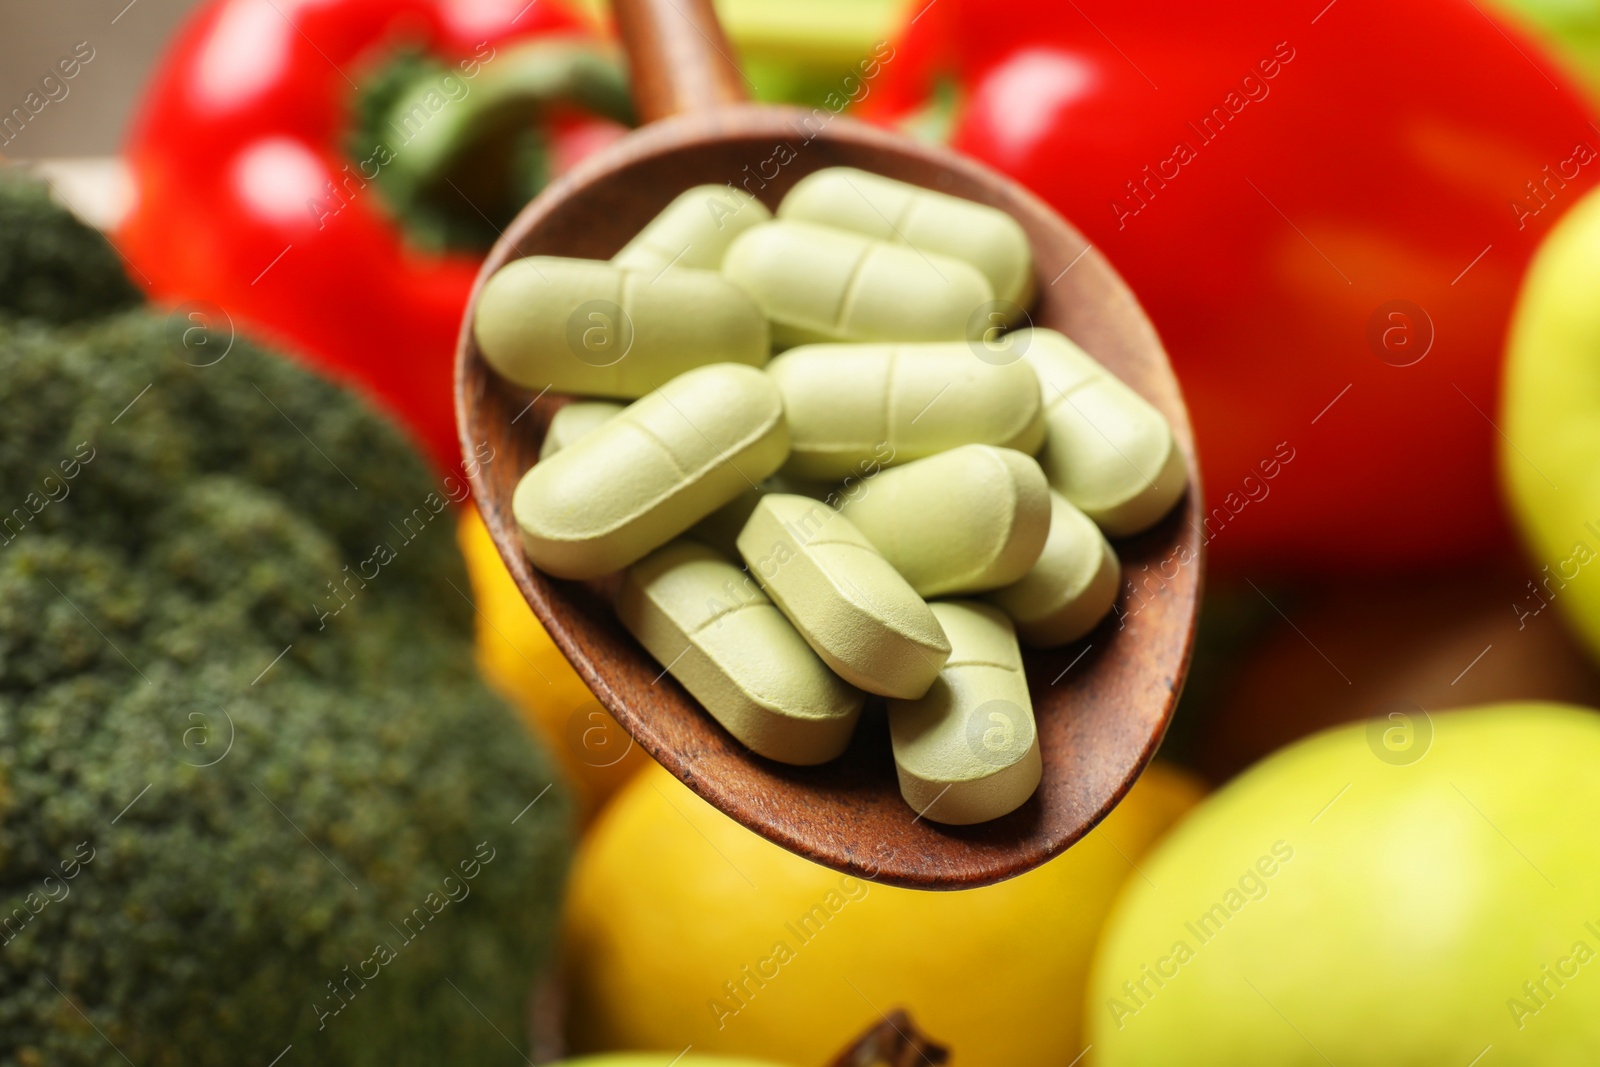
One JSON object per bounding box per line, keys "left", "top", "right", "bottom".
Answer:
{"left": 474, "top": 167, "right": 1188, "bottom": 824}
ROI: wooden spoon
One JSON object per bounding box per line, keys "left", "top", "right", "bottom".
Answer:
{"left": 456, "top": 0, "right": 1203, "bottom": 889}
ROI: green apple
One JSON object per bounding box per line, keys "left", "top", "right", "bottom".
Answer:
{"left": 1504, "top": 183, "right": 1600, "bottom": 660}
{"left": 1087, "top": 704, "right": 1600, "bottom": 1064}
{"left": 1482, "top": 0, "right": 1600, "bottom": 103}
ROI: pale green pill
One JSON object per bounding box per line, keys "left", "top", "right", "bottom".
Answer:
{"left": 613, "top": 184, "right": 772, "bottom": 275}
{"left": 514, "top": 363, "right": 789, "bottom": 579}
{"left": 888, "top": 601, "right": 1042, "bottom": 825}
{"left": 686, "top": 475, "right": 833, "bottom": 559}
{"left": 722, "top": 220, "right": 993, "bottom": 346}
{"left": 475, "top": 256, "right": 769, "bottom": 395}
{"left": 540, "top": 400, "right": 624, "bottom": 460}
{"left": 779, "top": 167, "right": 1035, "bottom": 310}
{"left": 617, "top": 540, "right": 864, "bottom": 765}
{"left": 838, "top": 445, "right": 1050, "bottom": 598}
{"left": 765, "top": 342, "right": 1046, "bottom": 480}
{"left": 737, "top": 494, "right": 950, "bottom": 700}
{"left": 986, "top": 491, "right": 1121, "bottom": 647}
{"left": 1019, "top": 328, "right": 1188, "bottom": 537}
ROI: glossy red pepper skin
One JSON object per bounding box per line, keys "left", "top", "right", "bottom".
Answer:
{"left": 118, "top": 0, "right": 611, "bottom": 473}
{"left": 871, "top": 0, "right": 1600, "bottom": 573}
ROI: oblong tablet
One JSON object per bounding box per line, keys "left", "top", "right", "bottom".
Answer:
{"left": 514, "top": 364, "right": 789, "bottom": 579}
{"left": 1020, "top": 328, "right": 1187, "bottom": 536}
{"left": 838, "top": 445, "right": 1051, "bottom": 597}
{"left": 765, "top": 342, "right": 1046, "bottom": 480}
{"left": 722, "top": 220, "right": 992, "bottom": 346}
{"left": 888, "top": 601, "right": 1042, "bottom": 825}
{"left": 617, "top": 541, "right": 864, "bottom": 765}
{"left": 986, "top": 491, "right": 1121, "bottom": 647}
{"left": 613, "top": 184, "right": 772, "bottom": 275}
{"left": 736, "top": 494, "right": 950, "bottom": 699}
{"left": 540, "top": 400, "right": 624, "bottom": 459}
{"left": 474, "top": 256, "right": 769, "bottom": 394}
{"left": 779, "top": 167, "right": 1035, "bottom": 310}
{"left": 685, "top": 475, "right": 834, "bottom": 558}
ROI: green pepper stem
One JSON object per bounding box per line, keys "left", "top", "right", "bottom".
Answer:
{"left": 359, "top": 40, "right": 635, "bottom": 251}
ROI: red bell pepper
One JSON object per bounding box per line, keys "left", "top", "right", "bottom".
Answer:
{"left": 118, "top": 0, "right": 632, "bottom": 473}
{"left": 869, "top": 0, "right": 1600, "bottom": 572}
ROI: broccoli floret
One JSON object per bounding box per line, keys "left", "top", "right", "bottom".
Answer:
{"left": 0, "top": 171, "right": 141, "bottom": 325}
{"left": 0, "top": 173, "right": 572, "bottom": 1066}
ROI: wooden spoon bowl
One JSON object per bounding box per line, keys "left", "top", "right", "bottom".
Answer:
{"left": 457, "top": 0, "right": 1203, "bottom": 889}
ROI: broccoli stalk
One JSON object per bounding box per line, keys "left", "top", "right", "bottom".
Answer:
{"left": 0, "top": 171, "right": 573, "bottom": 1066}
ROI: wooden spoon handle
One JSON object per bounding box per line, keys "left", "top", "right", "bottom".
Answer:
{"left": 612, "top": 0, "right": 748, "bottom": 123}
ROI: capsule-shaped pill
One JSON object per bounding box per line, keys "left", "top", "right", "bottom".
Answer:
{"left": 779, "top": 167, "right": 1035, "bottom": 311}
{"left": 514, "top": 363, "right": 789, "bottom": 578}
{"left": 618, "top": 541, "right": 864, "bottom": 765}
{"left": 475, "top": 256, "right": 769, "bottom": 395}
{"left": 736, "top": 494, "right": 950, "bottom": 699}
{"left": 613, "top": 184, "right": 772, "bottom": 275}
{"left": 686, "top": 475, "right": 834, "bottom": 558}
{"left": 1019, "top": 328, "right": 1188, "bottom": 536}
{"left": 722, "top": 220, "right": 993, "bottom": 346}
{"left": 540, "top": 400, "right": 624, "bottom": 459}
{"left": 766, "top": 342, "right": 1046, "bottom": 480}
{"left": 838, "top": 446, "right": 1051, "bottom": 598}
{"left": 986, "top": 491, "right": 1121, "bottom": 647}
{"left": 888, "top": 601, "right": 1042, "bottom": 825}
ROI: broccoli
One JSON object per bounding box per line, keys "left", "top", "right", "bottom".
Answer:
{"left": 0, "top": 175, "right": 141, "bottom": 325}
{"left": 0, "top": 170, "right": 573, "bottom": 1066}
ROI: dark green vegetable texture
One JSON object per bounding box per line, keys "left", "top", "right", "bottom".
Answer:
{"left": 0, "top": 172, "right": 572, "bottom": 1066}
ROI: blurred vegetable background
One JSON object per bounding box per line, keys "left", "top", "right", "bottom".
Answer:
{"left": 118, "top": 0, "right": 632, "bottom": 473}
{"left": 865, "top": 0, "right": 1600, "bottom": 574}
{"left": 0, "top": 174, "right": 571, "bottom": 1065}
{"left": 10, "top": 0, "right": 1600, "bottom": 1062}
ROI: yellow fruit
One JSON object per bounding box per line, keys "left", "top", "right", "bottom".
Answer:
{"left": 458, "top": 504, "right": 648, "bottom": 823}
{"left": 1086, "top": 704, "right": 1600, "bottom": 1064}
{"left": 1503, "top": 182, "right": 1600, "bottom": 661}
{"left": 563, "top": 759, "right": 1204, "bottom": 1065}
